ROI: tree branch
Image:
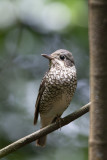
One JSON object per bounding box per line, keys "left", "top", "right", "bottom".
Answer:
{"left": 0, "top": 102, "right": 90, "bottom": 158}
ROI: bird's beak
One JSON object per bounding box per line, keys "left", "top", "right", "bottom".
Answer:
{"left": 41, "top": 54, "right": 53, "bottom": 60}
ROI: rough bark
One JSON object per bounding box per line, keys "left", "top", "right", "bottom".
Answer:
{"left": 89, "top": 0, "right": 107, "bottom": 159}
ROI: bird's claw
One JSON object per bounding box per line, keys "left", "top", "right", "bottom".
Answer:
{"left": 56, "top": 115, "right": 62, "bottom": 130}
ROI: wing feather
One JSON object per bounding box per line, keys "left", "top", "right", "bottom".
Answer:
{"left": 34, "top": 78, "right": 46, "bottom": 125}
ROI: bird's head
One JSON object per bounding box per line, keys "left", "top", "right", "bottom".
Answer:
{"left": 42, "top": 49, "right": 75, "bottom": 69}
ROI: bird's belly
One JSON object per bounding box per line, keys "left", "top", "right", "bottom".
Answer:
{"left": 45, "top": 91, "right": 72, "bottom": 117}
{"left": 40, "top": 67, "right": 77, "bottom": 117}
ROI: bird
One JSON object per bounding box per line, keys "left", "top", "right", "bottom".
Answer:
{"left": 34, "top": 49, "right": 77, "bottom": 147}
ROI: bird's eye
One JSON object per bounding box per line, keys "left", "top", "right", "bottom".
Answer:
{"left": 60, "top": 55, "right": 65, "bottom": 60}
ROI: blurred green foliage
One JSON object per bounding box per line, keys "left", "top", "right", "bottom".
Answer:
{"left": 0, "top": 0, "right": 89, "bottom": 159}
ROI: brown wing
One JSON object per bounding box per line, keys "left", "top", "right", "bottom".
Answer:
{"left": 34, "top": 78, "right": 46, "bottom": 125}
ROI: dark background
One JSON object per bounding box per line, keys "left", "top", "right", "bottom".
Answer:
{"left": 0, "top": 0, "right": 89, "bottom": 159}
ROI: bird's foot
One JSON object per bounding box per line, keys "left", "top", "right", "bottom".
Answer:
{"left": 56, "top": 115, "right": 62, "bottom": 130}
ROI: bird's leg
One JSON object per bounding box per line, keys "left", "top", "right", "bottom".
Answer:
{"left": 56, "top": 115, "right": 62, "bottom": 130}
{"left": 51, "top": 115, "right": 63, "bottom": 130}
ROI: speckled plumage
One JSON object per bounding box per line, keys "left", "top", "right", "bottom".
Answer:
{"left": 40, "top": 66, "right": 76, "bottom": 114}
{"left": 34, "top": 49, "right": 77, "bottom": 146}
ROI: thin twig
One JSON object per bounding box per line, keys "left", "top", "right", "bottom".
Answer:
{"left": 0, "top": 102, "right": 90, "bottom": 158}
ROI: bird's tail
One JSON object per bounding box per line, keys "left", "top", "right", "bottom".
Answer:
{"left": 36, "top": 136, "right": 47, "bottom": 147}
{"left": 36, "top": 116, "right": 54, "bottom": 147}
